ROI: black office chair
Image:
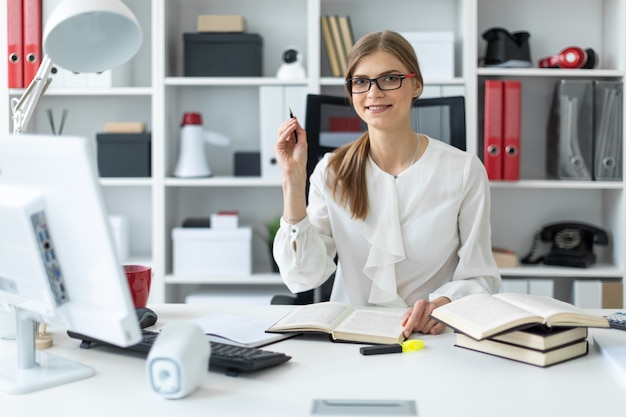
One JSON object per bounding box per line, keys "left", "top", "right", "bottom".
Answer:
{"left": 270, "top": 94, "right": 467, "bottom": 305}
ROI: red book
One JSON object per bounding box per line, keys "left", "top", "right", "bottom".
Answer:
{"left": 484, "top": 80, "right": 503, "bottom": 180}
{"left": 7, "top": 0, "right": 24, "bottom": 88}
{"left": 502, "top": 80, "right": 521, "bottom": 181}
{"left": 22, "top": 0, "right": 42, "bottom": 86}
{"left": 329, "top": 117, "right": 361, "bottom": 132}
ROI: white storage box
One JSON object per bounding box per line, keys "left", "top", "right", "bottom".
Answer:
{"left": 399, "top": 32, "right": 454, "bottom": 79}
{"left": 172, "top": 227, "right": 252, "bottom": 276}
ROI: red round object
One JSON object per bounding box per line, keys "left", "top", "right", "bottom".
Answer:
{"left": 181, "top": 112, "right": 202, "bottom": 126}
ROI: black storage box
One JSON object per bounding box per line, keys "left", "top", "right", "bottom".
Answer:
{"left": 96, "top": 133, "right": 151, "bottom": 177}
{"left": 184, "top": 33, "right": 262, "bottom": 77}
{"left": 234, "top": 151, "right": 261, "bottom": 176}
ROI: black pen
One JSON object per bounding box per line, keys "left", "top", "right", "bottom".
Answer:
{"left": 289, "top": 107, "right": 298, "bottom": 143}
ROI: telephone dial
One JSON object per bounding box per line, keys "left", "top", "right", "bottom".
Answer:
{"left": 521, "top": 222, "right": 609, "bottom": 268}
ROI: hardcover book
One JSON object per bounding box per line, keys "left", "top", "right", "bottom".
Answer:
{"left": 430, "top": 292, "right": 609, "bottom": 340}
{"left": 491, "top": 325, "right": 588, "bottom": 351}
{"left": 455, "top": 333, "right": 589, "bottom": 367}
{"left": 266, "top": 301, "right": 406, "bottom": 344}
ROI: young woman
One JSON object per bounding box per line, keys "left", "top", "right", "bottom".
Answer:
{"left": 273, "top": 30, "right": 500, "bottom": 335}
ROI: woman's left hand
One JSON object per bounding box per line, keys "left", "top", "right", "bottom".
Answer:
{"left": 401, "top": 296, "right": 451, "bottom": 336}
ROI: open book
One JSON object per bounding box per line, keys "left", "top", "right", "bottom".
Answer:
{"left": 430, "top": 292, "right": 609, "bottom": 340}
{"left": 266, "top": 301, "right": 406, "bottom": 344}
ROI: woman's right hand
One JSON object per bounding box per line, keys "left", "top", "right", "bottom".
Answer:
{"left": 275, "top": 117, "right": 308, "bottom": 181}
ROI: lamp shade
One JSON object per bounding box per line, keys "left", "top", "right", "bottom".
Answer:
{"left": 43, "top": 0, "right": 142, "bottom": 73}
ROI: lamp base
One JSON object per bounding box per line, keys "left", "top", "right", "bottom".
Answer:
{"left": 0, "top": 350, "right": 94, "bottom": 395}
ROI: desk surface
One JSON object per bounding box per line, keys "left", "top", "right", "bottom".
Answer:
{"left": 2, "top": 304, "right": 626, "bottom": 417}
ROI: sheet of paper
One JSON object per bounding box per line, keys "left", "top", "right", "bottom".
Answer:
{"left": 594, "top": 331, "right": 626, "bottom": 386}
{"left": 191, "top": 312, "right": 292, "bottom": 347}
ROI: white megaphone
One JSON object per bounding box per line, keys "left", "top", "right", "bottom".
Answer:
{"left": 174, "top": 112, "right": 230, "bottom": 177}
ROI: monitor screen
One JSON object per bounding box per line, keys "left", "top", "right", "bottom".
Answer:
{"left": 305, "top": 94, "right": 466, "bottom": 178}
{"left": 0, "top": 134, "right": 142, "bottom": 394}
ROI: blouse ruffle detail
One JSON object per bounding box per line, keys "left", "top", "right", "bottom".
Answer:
{"left": 355, "top": 161, "right": 408, "bottom": 307}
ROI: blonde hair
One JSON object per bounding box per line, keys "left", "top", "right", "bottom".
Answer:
{"left": 326, "top": 30, "right": 424, "bottom": 219}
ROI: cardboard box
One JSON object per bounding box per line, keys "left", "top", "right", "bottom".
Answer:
{"left": 96, "top": 133, "right": 151, "bottom": 177}
{"left": 197, "top": 15, "right": 245, "bottom": 32}
{"left": 172, "top": 227, "right": 252, "bottom": 276}
{"left": 602, "top": 281, "right": 624, "bottom": 309}
{"left": 399, "top": 32, "right": 454, "bottom": 79}
{"left": 184, "top": 33, "right": 262, "bottom": 77}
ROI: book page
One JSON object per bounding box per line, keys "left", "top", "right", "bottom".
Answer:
{"left": 431, "top": 293, "right": 541, "bottom": 339}
{"left": 496, "top": 293, "right": 587, "bottom": 318}
{"left": 269, "top": 302, "right": 352, "bottom": 331}
{"left": 333, "top": 309, "right": 405, "bottom": 338}
{"left": 495, "top": 292, "right": 608, "bottom": 327}
{"left": 191, "top": 313, "right": 292, "bottom": 347}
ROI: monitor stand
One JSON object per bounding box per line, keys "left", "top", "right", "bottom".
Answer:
{"left": 0, "top": 307, "right": 94, "bottom": 395}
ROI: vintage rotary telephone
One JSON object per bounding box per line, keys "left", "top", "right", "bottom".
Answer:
{"left": 521, "top": 222, "right": 609, "bottom": 268}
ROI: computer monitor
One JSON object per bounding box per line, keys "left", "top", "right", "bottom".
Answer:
{"left": 0, "top": 134, "right": 142, "bottom": 394}
{"left": 305, "top": 94, "right": 466, "bottom": 178}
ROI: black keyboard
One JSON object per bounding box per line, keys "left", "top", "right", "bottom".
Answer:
{"left": 67, "top": 329, "right": 291, "bottom": 376}
{"left": 605, "top": 311, "right": 626, "bottom": 331}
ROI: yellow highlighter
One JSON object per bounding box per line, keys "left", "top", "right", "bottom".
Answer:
{"left": 359, "top": 340, "right": 425, "bottom": 355}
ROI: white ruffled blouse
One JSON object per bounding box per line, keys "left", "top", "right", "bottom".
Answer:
{"left": 273, "top": 138, "right": 501, "bottom": 307}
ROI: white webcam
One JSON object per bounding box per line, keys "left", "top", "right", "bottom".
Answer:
{"left": 276, "top": 46, "right": 306, "bottom": 79}
{"left": 146, "top": 321, "right": 210, "bottom": 399}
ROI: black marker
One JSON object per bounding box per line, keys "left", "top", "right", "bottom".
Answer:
{"left": 289, "top": 107, "right": 298, "bottom": 143}
{"left": 359, "top": 340, "right": 424, "bottom": 356}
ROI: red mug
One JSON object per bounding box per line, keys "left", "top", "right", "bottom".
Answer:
{"left": 124, "top": 265, "right": 152, "bottom": 308}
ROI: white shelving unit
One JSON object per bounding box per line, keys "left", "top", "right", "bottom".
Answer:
{"left": 477, "top": 0, "right": 626, "bottom": 307}
{"left": 2, "top": 0, "right": 624, "bottom": 307}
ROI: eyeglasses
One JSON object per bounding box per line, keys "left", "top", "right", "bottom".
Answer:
{"left": 345, "top": 73, "right": 416, "bottom": 94}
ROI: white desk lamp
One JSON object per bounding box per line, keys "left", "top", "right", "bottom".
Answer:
{"left": 10, "top": 0, "right": 143, "bottom": 134}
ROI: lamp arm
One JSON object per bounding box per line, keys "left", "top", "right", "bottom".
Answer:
{"left": 10, "top": 55, "right": 54, "bottom": 135}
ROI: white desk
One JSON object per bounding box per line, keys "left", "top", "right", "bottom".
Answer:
{"left": 2, "top": 304, "right": 626, "bottom": 417}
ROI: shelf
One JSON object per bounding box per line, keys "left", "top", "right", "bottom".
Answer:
{"left": 165, "top": 273, "right": 284, "bottom": 285}
{"left": 489, "top": 180, "right": 623, "bottom": 190}
{"left": 164, "top": 177, "right": 282, "bottom": 187}
{"left": 477, "top": 68, "right": 625, "bottom": 78}
{"left": 9, "top": 87, "right": 153, "bottom": 96}
{"left": 164, "top": 77, "right": 309, "bottom": 87}
{"left": 499, "top": 263, "right": 623, "bottom": 279}
{"left": 100, "top": 178, "right": 154, "bottom": 187}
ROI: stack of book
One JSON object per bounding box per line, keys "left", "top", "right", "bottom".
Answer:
{"left": 320, "top": 15, "right": 354, "bottom": 77}
{"left": 430, "top": 292, "right": 610, "bottom": 367}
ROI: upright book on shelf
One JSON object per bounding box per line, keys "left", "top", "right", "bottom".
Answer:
{"left": 327, "top": 15, "right": 347, "bottom": 76}
{"left": 7, "top": 0, "right": 23, "bottom": 88}
{"left": 484, "top": 80, "right": 503, "bottom": 180}
{"left": 337, "top": 16, "right": 354, "bottom": 63}
{"left": 320, "top": 15, "right": 341, "bottom": 77}
{"left": 22, "top": 0, "right": 42, "bottom": 86}
{"left": 593, "top": 80, "right": 623, "bottom": 181}
{"left": 502, "top": 80, "right": 521, "bottom": 180}
{"left": 547, "top": 79, "right": 594, "bottom": 180}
